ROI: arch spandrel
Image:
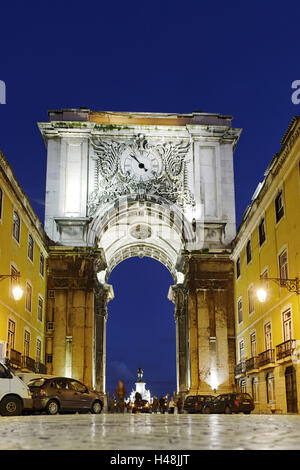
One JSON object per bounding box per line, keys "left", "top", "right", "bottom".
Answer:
{"left": 88, "top": 196, "right": 195, "bottom": 285}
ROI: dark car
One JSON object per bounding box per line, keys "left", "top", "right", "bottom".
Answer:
{"left": 28, "top": 376, "right": 103, "bottom": 415}
{"left": 183, "top": 395, "right": 215, "bottom": 414}
{"left": 210, "top": 393, "right": 254, "bottom": 414}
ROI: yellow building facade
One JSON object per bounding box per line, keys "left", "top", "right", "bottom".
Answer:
{"left": 0, "top": 149, "right": 48, "bottom": 373}
{"left": 232, "top": 115, "right": 300, "bottom": 413}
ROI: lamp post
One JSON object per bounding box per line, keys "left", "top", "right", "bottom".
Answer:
{"left": 0, "top": 272, "right": 24, "bottom": 301}
{"left": 257, "top": 275, "right": 300, "bottom": 302}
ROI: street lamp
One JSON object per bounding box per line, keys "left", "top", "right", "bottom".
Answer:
{"left": 257, "top": 275, "right": 300, "bottom": 302}
{"left": 0, "top": 272, "right": 24, "bottom": 301}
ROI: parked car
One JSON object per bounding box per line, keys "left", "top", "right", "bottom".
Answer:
{"left": 0, "top": 361, "right": 33, "bottom": 416}
{"left": 28, "top": 376, "right": 103, "bottom": 415}
{"left": 210, "top": 393, "right": 254, "bottom": 414}
{"left": 183, "top": 395, "right": 215, "bottom": 414}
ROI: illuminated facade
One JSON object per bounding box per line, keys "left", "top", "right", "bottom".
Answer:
{"left": 232, "top": 115, "right": 300, "bottom": 413}
{"left": 39, "top": 108, "right": 241, "bottom": 396}
{"left": 0, "top": 150, "right": 48, "bottom": 373}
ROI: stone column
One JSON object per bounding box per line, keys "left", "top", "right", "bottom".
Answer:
{"left": 184, "top": 252, "right": 236, "bottom": 396}
{"left": 46, "top": 246, "right": 106, "bottom": 389}
{"left": 169, "top": 284, "right": 189, "bottom": 396}
{"left": 94, "top": 282, "right": 114, "bottom": 393}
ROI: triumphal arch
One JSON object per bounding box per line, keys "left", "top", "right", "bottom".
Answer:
{"left": 39, "top": 109, "right": 241, "bottom": 397}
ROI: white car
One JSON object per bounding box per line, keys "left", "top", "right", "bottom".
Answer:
{"left": 0, "top": 361, "right": 33, "bottom": 416}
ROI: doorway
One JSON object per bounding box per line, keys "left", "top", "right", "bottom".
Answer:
{"left": 285, "top": 366, "right": 298, "bottom": 413}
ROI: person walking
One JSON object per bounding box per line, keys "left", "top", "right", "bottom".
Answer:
{"left": 168, "top": 397, "right": 175, "bottom": 414}
{"left": 152, "top": 397, "right": 159, "bottom": 413}
{"left": 159, "top": 395, "right": 166, "bottom": 414}
{"left": 176, "top": 397, "right": 183, "bottom": 414}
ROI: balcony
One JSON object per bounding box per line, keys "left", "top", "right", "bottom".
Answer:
{"left": 22, "top": 355, "right": 36, "bottom": 372}
{"left": 234, "top": 361, "right": 246, "bottom": 377}
{"left": 245, "top": 356, "right": 259, "bottom": 372}
{"left": 258, "top": 349, "right": 275, "bottom": 367}
{"left": 36, "top": 362, "right": 47, "bottom": 374}
{"left": 8, "top": 348, "right": 22, "bottom": 368}
{"left": 276, "top": 339, "right": 296, "bottom": 361}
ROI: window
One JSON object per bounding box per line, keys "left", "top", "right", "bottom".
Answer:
{"left": 250, "top": 332, "right": 256, "bottom": 358}
{"left": 279, "top": 249, "right": 288, "bottom": 283}
{"left": 236, "top": 257, "right": 241, "bottom": 279}
{"left": 7, "top": 319, "right": 16, "bottom": 353}
{"left": 0, "top": 187, "right": 3, "bottom": 220}
{"left": 258, "top": 218, "right": 266, "bottom": 246}
{"left": 246, "top": 240, "right": 252, "bottom": 264}
{"left": 264, "top": 322, "right": 272, "bottom": 350}
{"left": 28, "top": 234, "right": 34, "bottom": 262}
{"left": 37, "top": 296, "right": 43, "bottom": 322}
{"left": 266, "top": 372, "right": 275, "bottom": 403}
{"left": 275, "top": 190, "right": 284, "bottom": 222}
{"left": 36, "top": 339, "right": 41, "bottom": 363}
{"left": 239, "top": 339, "right": 245, "bottom": 361}
{"left": 46, "top": 354, "right": 53, "bottom": 364}
{"left": 25, "top": 282, "right": 32, "bottom": 312}
{"left": 282, "top": 309, "right": 293, "bottom": 342}
{"left": 12, "top": 210, "right": 20, "bottom": 242}
{"left": 248, "top": 285, "right": 255, "bottom": 315}
{"left": 252, "top": 377, "right": 258, "bottom": 403}
{"left": 24, "top": 330, "right": 30, "bottom": 357}
{"left": 237, "top": 298, "right": 243, "bottom": 324}
{"left": 239, "top": 378, "right": 246, "bottom": 393}
{"left": 39, "top": 252, "right": 45, "bottom": 277}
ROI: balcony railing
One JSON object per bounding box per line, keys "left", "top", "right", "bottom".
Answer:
{"left": 276, "top": 339, "right": 296, "bottom": 360}
{"left": 22, "top": 355, "right": 36, "bottom": 372}
{"left": 35, "top": 362, "right": 47, "bottom": 374}
{"left": 245, "top": 356, "right": 259, "bottom": 371}
{"left": 234, "top": 361, "right": 246, "bottom": 377}
{"left": 258, "top": 349, "right": 275, "bottom": 367}
{"left": 8, "top": 348, "right": 22, "bottom": 368}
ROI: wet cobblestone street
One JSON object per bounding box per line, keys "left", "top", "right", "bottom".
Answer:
{"left": 1, "top": 413, "right": 300, "bottom": 450}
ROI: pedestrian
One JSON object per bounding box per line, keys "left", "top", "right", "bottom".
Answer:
{"left": 159, "top": 395, "right": 166, "bottom": 414}
{"left": 168, "top": 397, "right": 175, "bottom": 414}
{"left": 176, "top": 397, "right": 183, "bottom": 414}
{"left": 152, "top": 397, "right": 159, "bottom": 413}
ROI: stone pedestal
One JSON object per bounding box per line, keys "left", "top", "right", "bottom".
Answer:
{"left": 46, "top": 246, "right": 106, "bottom": 390}
{"left": 185, "top": 252, "right": 236, "bottom": 395}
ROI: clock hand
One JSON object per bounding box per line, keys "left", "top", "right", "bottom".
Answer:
{"left": 130, "top": 154, "right": 148, "bottom": 171}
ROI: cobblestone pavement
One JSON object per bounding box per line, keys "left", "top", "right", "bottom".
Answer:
{"left": 1, "top": 413, "right": 300, "bottom": 450}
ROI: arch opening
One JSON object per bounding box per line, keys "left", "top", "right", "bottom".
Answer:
{"left": 106, "top": 256, "right": 177, "bottom": 400}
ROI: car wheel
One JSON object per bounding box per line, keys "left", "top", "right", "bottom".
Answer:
{"left": 202, "top": 406, "right": 211, "bottom": 414}
{"left": 224, "top": 405, "right": 232, "bottom": 414}
{"left": 0, "top": 396, "right": 22, "bottom": 416}
{"left": 45, "top": 399, "right": 59, "bottom": 415}
{"left": 91, "top": 400, "right": 103, "bottom": 414}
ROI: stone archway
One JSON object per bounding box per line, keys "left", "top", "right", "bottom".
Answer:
{"left": 41, "top": 109, "right": 241, "bottom": 399}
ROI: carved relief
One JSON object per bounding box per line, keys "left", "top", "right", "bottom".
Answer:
{"left": 88, "top": 135, "right": 195, "bottom": 215}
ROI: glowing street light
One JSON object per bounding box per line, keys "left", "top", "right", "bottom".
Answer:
{"left": 257, "top": 287, "right": 267, "bottom": 303}
{"left": 257, "top": 275, "right": 300, "bottom": 303}
{"left": 0, "top": 272, "right": 24, "bottom": 301}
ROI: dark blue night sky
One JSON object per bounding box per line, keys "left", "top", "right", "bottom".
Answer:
{"left": 1, "top": 0, "right": 300, "bottom": 396}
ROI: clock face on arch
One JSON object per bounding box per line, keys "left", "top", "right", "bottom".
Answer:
{"left": 120, "top": 148, "right": 162, "bottom": 182}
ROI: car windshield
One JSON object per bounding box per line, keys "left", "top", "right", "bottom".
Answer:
{"left": 28, "top": 378, "right": 46, "bottom": 387}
